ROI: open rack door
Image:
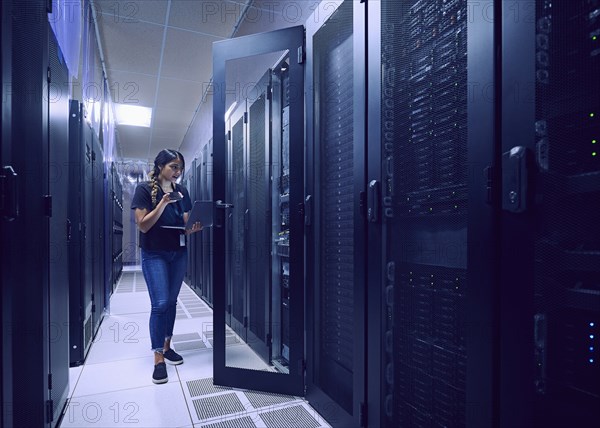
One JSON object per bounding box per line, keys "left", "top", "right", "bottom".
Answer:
{"left": 212, "top": 25, "right": 305, "bottom": 396}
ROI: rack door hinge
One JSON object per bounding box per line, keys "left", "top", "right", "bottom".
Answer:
{"left": 43, "top": 195, "right": 52, "bottom": 217}
{"left": 484, "top": 165, "right": 494, "bottom": 205}
{"left": 297, "top": 45, "right": 304, "bottom": 64}
{"left": 47, "top": 66, "right": 51, "bottom": 83}
{"left": 359, "top": 402, "right": 367, "bottom": 427}
{"left": 46, "top": 400, "right": 54, "bottom": 423}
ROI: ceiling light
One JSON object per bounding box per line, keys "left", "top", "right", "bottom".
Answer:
{"left": 115, "top": 104, "right": 152, "bottom": 127}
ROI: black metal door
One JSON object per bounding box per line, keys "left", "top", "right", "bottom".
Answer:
{"left": 304, "top": 1, "right": 366, "bottom": 426}
{"left": 47, "top": 29, "right": 70, "bottom": 423}
{"left": 501, "top": 1, "right": 600, "bottom": 427}
{"left": 213, "top": 25, "right": 305, "bottom": 396}
{"left": 367, "top": 0, "right": 499, "bottom": 427}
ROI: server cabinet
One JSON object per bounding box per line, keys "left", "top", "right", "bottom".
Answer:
{"left": 213, "top": 25, "right": 305, "bottom": 396}
{"left": 192, "top": 160, "right": 203, "bottom": 291}
{"left": 305, "top": 1, "right": 367, "bottom": 426}
{"left": 48, "top": 29, "right": 71, "bottom": 422}
{"left": 200, "top": 140, "right": 213, "bottom": 306}
{"left": 68, "top": 100, "right": 93, "bottom": 366}
{"left": 225, "top": 100, "right": 248, "bottom": 342}
{"left": 186, "top": 159, "right": 197, "bottom": 288}
{"left": 0, "top": 1, "right": 12, "bottom": 425}
{"left": 91, "top": 133, "right": 105, "bottom": 333}
{"left": 367, "top": 0, "right": 498, "bottom": 427}
{"left": 82, "top": 123, "right": 95, "bottom": 351}
{"left": 1, "top": 2, "right": 70, "bottom": 424}
{"left": 502, "top": 1, "right": 600, "bottom": 426}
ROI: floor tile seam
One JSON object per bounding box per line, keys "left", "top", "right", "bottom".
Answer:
{"left": 67, "top": 378, "right": 185, "bottom": 400}
{"left": 82, "top": 353, "right": 155, "bottom": 366}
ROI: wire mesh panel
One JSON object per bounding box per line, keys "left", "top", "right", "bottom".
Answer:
{"left": 532, "top": 1, "right": 600, "bottom": 425}
{"left": 313, "top": 0, "right": 355, "bottom": 414}
{"left": 381, "top": 0, "right": 468, "bottom": 425}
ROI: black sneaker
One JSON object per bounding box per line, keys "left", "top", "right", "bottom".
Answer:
{"left": 152, "top": 362, "right": 168, "bottom": 384}
{"left": 163, "top": 348, "right": 184, "bottom": 365}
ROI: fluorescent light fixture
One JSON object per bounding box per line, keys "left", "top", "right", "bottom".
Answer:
{"left": 115, "top": 104, "right": 152, "bottom": 127}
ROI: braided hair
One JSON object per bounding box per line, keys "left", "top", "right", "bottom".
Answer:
{"left": 148, "top": 149, "right": 186, "bottom": 207}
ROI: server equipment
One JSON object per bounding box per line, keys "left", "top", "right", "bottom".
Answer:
{"left": 68, "top": 101, "right": 95, "bottom": 366}
{"left": 517, "top": 1, "right": 600, "bottom": 425}
{"left": 1, "top": 1, "right": 71, "bottom": 424}
{"left": 212, "top": 25, "right": 306, "bottom": 396}
{"left": 305, "top": 1, "right": 367, "bottom": 426}
{"left": 200, "top": 140, "right": 214, "bottom": 306}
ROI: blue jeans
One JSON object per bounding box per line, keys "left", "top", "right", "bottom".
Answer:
{"left": 141, "top": 248, "right": 187, "bottom": 353}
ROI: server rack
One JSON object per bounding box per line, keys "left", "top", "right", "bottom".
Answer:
{"left": 367, "top": 0, "right": 498, "bottom": 426}
{"left": 193, "top": 159, "right": 202, "bottom": 291}
{"left": 502, "top": 1, "right": 600, "bottom": 426}
{"left": 68, "top": 101, "right": 95, "bottom": 366}
{"left": 47, "top": 24, "right": 71, "bottom": 426}
{"left": 111, "top": 162, "right": 123, "bottom": 288}
{"left": 0, "top": 1, "right": 12, "bottom": 425}
{"left": 1, "top": 2, "right": 71, "bottom": 424}
{"left": 186, "top": 159, "right": 197, "bottom": 288}
{"left": 213, "top": 25, "right": 305, "bottom": 396}
{"left": 305, "top": 1, "right": 367, "bottom": 426}
{"left": 200, "top": 140, "right": 214, "bottom": 306}
{"left": 91, "top": 132, "right": 105, "bottom": 334}
{"left": 225, "top": 100, "right": 249, "bottom": 342}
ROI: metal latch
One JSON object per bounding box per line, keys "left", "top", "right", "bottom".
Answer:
{"left": 502, "top": 146, "right": 529, "bottom": 213}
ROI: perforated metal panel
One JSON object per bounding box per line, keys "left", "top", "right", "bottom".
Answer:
{"left": 192, "top": 392, "right": 246, "bottom": 420}
{"left": 248, "top": 94, "right": 268, "bottom": 347}
{"left": 187, "top": 377, "right": 230, "bottom": 397}
{"left": 531, "top": 0, "right": 600, "bottom": 423}
{"left": 259, "top": 405, "right": 321, "bottom": 428}
{"left": 313, "top": 1, "right": 355, "bottom": 413}
{"left": 202, "top": 416, "right": 257, "bottom": 428}
{"left": 382, "top": 0, "right": 468, "bottom": 425}
{"left": 243, "top": 390, "right": 295, "bottom": 408}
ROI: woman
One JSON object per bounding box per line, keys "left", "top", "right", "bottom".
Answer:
{"left": 131, "top": 149, "right": 202, "bottom": 384}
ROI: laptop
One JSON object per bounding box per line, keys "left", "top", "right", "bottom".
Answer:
{"left": 160, "top": 200, "right": 213, "bottom": 230}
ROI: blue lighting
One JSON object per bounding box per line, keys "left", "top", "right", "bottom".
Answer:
{"left": 590, "top": 359, "right": 594, "bottom": 363}
{"left": 591, "top": 347, "right": 594, "bottom": 352}
{"left": 591, "top": 335, "right": 595, "bottom": 339}
{"left": 591, "top": 322, "right": 596, "bottom": 327}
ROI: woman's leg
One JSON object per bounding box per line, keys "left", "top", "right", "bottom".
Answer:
{"left": 163, "top": 248, "right": 187, "bottom": 350}
{"left": 141, "top": 249, "right": 170, "bottom": 361}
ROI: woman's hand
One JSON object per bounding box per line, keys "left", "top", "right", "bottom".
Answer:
{"left": 185, "top": 222, "right": 203, "bottom": 235}
{"left": 159, "top": 192, "right": 179, "bottom": 206}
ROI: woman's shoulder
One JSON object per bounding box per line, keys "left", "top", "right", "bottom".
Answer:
{"left": 136, "top": 182, "right": 153, "bottom": 191}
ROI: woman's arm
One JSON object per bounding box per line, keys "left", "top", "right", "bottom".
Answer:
{"left": 135, "top": 193, "right": 174, "bottom": 233}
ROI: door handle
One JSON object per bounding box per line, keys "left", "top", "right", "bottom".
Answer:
{"left": 1, "top": 166, "right": 19, "bottom": 221}
{"left": 215, "top": 200, "right": 234, "bottom": 228}
{"left": 502, "top": 146, "right": 529, "bottom": 213}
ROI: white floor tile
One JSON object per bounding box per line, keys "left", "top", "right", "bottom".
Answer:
{"left": 72, "top": 356, "right": 177, "bottom": 397}
{"left": 61, "top": 383, "right": 193, "bottom": 427}
{"left": 174, "top": 349, "right": 214, "bottom": 382}
{"left": 59, "top": 278, "right": 331, "bottom": 428}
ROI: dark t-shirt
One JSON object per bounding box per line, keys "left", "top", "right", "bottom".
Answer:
{"left": 131, "top": 182, "right": 193, "bottom": 251}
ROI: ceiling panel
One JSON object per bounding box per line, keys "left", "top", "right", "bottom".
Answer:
{"left": 168, "top": 0, "right": 241, "bottom": 38}
{"left": 153, "top": 107, "right": 195, "bottom": 130}
{"left": 106, "top": 69, "right": 158, "bottom": 107}
{"left": 160, "top": 28, "right": 217, "bottom": 82}
{"left": 98, "top": 18, "right": 165, "bottom": 76}
{"left": 156, "top": 77, "right": 204, "bottom": 113}
{"left": 94, "top": 0, "right": 169, "bottom": 26}
{"left": 237, "top": 0, "right": 322, "bottom": 36}
{"left": 116, "top": 125, "right": 152, "bottom": 159}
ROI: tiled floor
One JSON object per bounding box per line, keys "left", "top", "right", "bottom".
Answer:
{"left": 59, "top": 267, "right": 331, "bottom": 428}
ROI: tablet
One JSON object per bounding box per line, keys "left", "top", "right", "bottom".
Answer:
{"left": 160, "top": 201, "right": 213, "bottom": 230}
